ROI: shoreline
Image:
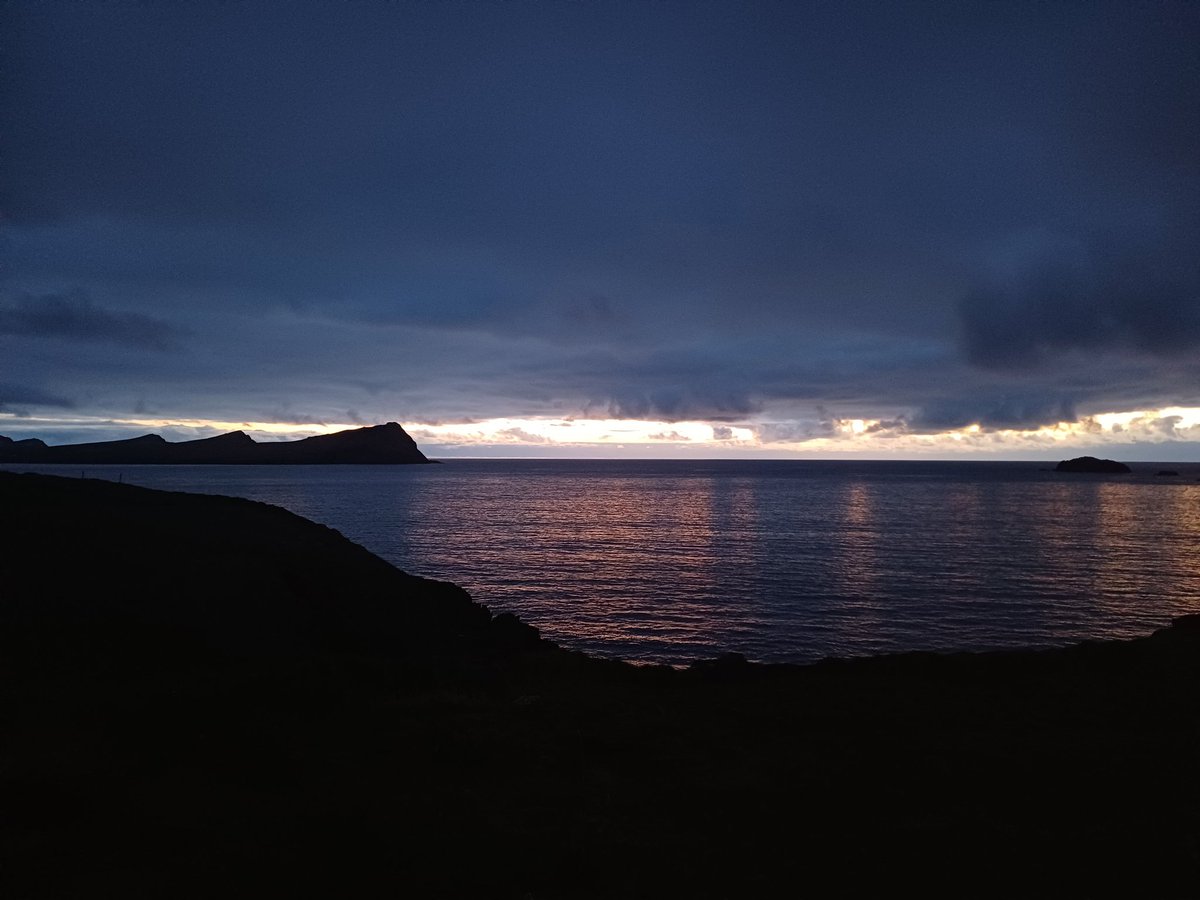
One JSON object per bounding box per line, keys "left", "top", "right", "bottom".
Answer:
{"left": 5, "top": 458, "right": 1199, "bottom": 667}
{"left": 3, "top": 471, "right": 1199, "bottom": 894}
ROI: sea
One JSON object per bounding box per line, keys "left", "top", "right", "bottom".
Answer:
{"left": 6, "top": 459, "right": 1200, "bottom": 665}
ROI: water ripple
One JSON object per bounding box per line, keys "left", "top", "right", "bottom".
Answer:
{"left": 8, "top": 459, "right": 1200, "bottom": 664}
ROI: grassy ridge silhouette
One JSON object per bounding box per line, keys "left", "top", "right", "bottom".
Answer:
{"left": 2, "top": 471, "right": 1198, "bottom": 896}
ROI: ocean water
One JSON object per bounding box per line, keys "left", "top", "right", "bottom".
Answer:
{"left": 7, "top": 459, "right": 1200, "bottom": 664}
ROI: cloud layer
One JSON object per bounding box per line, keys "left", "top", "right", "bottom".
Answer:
{"left": 2, "top": 1, "right": 1198, "bottom": 453}
{"left": 0, "top": 291, "right": 181, "bottom": 350}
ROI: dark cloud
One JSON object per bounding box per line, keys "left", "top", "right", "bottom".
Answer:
{"left": 0, "top": 291, "right": 182, "bottom": 350}
{"left": 912, "top": 395, "right": 1078, "bottom": 432}
{"left": 959, "top": 239, "right": 1200, "bottom": 370}
{"left": 560, "top": 295, "right": 624, "bottom": 332}
{"left": 0, "top": 382, "right": 74, "bottom": 414}
{"left": 594, "top": 386, "right": 761, "bottom": 423}
{"left": 754, "top": 420, "right": 838, "bottom": 444}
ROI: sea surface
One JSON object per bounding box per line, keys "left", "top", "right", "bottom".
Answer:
{"left": 7, "top": 459, "right": 1200, "bottom": 664}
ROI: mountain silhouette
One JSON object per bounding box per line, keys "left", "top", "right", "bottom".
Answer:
{"left": 0, "top": 422, "right": 430, "bottom": 464}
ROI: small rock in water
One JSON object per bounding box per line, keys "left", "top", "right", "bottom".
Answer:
{"left": 1054, "top": 456, "right": 1131, "bottom": 474}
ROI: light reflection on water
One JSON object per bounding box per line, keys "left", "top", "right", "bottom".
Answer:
{"left": 6, "top": 459, "right": 1199, "bottom": 664}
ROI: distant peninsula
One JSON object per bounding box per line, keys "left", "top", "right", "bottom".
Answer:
{"left": 1055, "top": 456, "right": 1132, "bottom": 474}
{"left": 0, "top": 421, "right": 431, "bottom": 465}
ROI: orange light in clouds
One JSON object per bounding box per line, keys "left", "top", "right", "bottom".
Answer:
{"left": 5, "top": 406, "right": 1200, "bottom": 454}
{"left": 1092, "top": 407, "right": 1200, "bottom": 431}
{"left": 413, "top": 418, "right": 756, "bottom": 446}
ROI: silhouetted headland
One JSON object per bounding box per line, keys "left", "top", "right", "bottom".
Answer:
{"left": 2, "top": 471, "right": 1198, "bottom": 896}
{"left": 1054, "top": 455, "right": 1132, "bottom": 473}
{"left": 0, "top": 421, "right": 430, "bottom": 464}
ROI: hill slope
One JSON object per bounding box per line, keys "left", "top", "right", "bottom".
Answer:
{"left": 0, "top": 421, "right": 430, "bottom": 464}
{"left": 2, "top": 472, "right": 1198, "bottom": 896}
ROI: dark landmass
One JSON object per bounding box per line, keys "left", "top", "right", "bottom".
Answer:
{"left": 1054, "top": 455, "right": 1132, "bottom": 473}
{"left": 3, "top": 473, "right": 1199, "bottom": 896}
{"left": 0, "top": 421, "right": 430, "bottom": 464}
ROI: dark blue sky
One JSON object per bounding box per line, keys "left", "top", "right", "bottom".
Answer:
{"left": 2, "top": 1, "right": 1198, "bottom": 455}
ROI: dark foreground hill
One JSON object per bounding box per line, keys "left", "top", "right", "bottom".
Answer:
{"left": 0, "top": 421, "right": 430, "bottom": 464}
{"left": 2, "top": 472, "right": 1199, "bottom": 896}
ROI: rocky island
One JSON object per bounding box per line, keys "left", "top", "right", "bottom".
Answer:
{"left": 2, "top": 471, "right": 1198, "bottom": 896}
{"left": 0, "top": 421, "right": 430, "bottom": 464}
{"left": 1054, "top": 455, "right": 1132, "bottom": 473}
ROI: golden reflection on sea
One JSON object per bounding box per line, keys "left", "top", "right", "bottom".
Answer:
{"left": 15, "top": 459, "right": 1200, "bottom": 663}
{"left": 1023, "top": 478, "right": 1200, "bottom": 641}
{"left": 527, "top": 474, "right": 746, "bottom": 655}
{"left": 365, "top": 463, "right": 1200, "bottom": 661}
{"left": 829, "top": 481, "right": 883, "bottom": 641}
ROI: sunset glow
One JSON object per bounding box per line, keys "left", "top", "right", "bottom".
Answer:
{"left": 6, "top": 406, "right": 1200, "bottom": 459}
{"left": 6, "top": 2, "right": 1197, "bottom": 467}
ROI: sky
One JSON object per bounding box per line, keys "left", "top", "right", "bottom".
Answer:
{"left": 2, "top": 0, "right": 1198, "bottom": 459}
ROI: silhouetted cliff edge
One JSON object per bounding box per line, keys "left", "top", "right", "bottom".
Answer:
{"left": 0, "top": 421, "right": 430, "bottom": 464}
{"left": 2, "top": 472, "right": 1198, "bottom": 897}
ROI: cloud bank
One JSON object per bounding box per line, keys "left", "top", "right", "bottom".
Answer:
{"left": 1, "top": 1, "right": 1198, "bottom": 456}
